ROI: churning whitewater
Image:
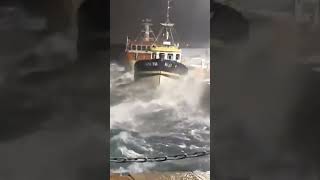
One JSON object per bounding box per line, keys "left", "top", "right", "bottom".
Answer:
{"left": 110, "top": 62, "right": 210, "bottom": 173}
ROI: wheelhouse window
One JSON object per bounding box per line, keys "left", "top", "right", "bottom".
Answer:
{"left": 132, "top": 45, "right": 136, "bottom": 50}
{"left": 137, "top": 45, "right": 141, "bottom": 50}
{"left": 142, "top": 46, "right": 146, "bottom": 51}
{"left": 176, "top": 54, "right": 180, "bottom": 60}
{"left": 159, "top": 53, "right": 165, "bottom": 60}
{"left": 168, "top": 54, "right": 173, "bottom": 60}
{"left": 147, "top": 46, "right": 151, "bottom": 50}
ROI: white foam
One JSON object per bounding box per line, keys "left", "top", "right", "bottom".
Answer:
{"left": 110, "top": 50, "right": 210, "bottom": 172}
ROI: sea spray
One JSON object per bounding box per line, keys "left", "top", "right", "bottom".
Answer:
{"left": 110, "top": 62, "right": 210, "bottom": 173}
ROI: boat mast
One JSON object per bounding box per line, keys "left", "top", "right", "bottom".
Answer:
{"left": 164, "top": 0, "right": 175, "bottom": 44}
{"left": 154, "top": 0, "right": 177, "bottom": 46}
{"left": 142, "top": 18, "right": 154, "bottom": 42}
{"left": 166, "top": 0, "right": 171, "bottom": 24}
{"left": 135, "top": 18, "right": 156, "bottom": 42}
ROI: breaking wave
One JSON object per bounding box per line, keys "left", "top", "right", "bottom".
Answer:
{"left": 110, "top": 62, "right": 210, "bottom": 174}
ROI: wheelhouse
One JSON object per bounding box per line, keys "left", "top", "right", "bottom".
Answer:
{"left": 150, "top": 46, "right": 182, "bottom": 62}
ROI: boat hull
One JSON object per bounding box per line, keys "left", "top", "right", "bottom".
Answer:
{"left": 134, "top": 59, "right": 188, "bottom": 86}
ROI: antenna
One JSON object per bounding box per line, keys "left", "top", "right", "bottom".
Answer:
{"left": 125, "top": 36, "right": 129, "bottom": 51}
{"left": 166, "top": 0, "right": 172, "bottom": 23}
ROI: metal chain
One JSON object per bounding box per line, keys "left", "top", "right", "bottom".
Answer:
{"left": 110, "top": 151, "right": 210, "bottom": 163}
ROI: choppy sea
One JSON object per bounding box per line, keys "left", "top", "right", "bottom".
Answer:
{"left": 110, "top": 61, "right": 210, "bottom": 174}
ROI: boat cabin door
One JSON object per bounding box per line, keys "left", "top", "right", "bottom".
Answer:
{"left": 159, "top": 53, "right": 165, "bottom": 60}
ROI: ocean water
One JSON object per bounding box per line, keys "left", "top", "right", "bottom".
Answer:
{"left": 110, "top": 62, "right": 210, "bottom": 174}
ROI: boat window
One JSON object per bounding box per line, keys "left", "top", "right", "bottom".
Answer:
{"left": 137, "top": 45, "right": 141, "bottom": 50}
{"left": 132, "top": 45, "right": 136, "bottom": 50}
{"left": 147, "top": 46, "right": 150, "bottom": 50}
{"left": 168, "top": 54, "right": 173, "bottom": 60}
{"left": 176, "top": 54, "right": 180, "bottom": 60}
{"left": 142, "top": 46, "right": 146, "bottom": 50}
{"left": 160, "top": 53, "right": 165, "bottom": 60}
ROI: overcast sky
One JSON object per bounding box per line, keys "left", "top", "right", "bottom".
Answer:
{"left": 110, "top": 0, "right": 210, "bottom": 45}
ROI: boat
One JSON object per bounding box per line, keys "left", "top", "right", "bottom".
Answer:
{"left": 125, "top": 18, "right": 156, "bottom": 71}
{"left": 182, "top": 48, "right": 210, "bottom": 84}
{"left": 132, "top": 0, "right": 188, "bottom": 86}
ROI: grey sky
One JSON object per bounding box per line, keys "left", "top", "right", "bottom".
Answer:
{"left": 110, "top": 0, "right": 210, "bottom": 45}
